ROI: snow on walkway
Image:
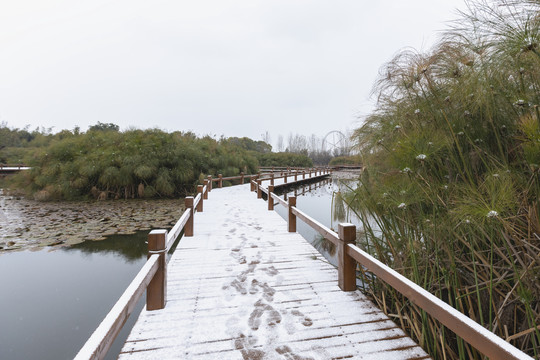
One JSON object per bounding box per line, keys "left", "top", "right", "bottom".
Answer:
{"left": 119, "top": 184, "right": 430, "bottom": 360}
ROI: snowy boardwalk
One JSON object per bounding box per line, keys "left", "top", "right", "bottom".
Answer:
{"left": 119, "top": 184, "right": 430, "bottom": 360}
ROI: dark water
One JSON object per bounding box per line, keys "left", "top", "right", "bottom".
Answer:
{"left": 0, "top": 233, "right": 148, "bottom": 360}
{"left": 274, "top": 176, "right": 360, "bottom": 267}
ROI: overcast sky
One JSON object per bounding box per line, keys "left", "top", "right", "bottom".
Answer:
{"left": 0, "top": 0, "right": 466, "bottom": 146}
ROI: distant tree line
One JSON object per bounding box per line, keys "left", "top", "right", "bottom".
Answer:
{"left": 272, "top": 132, "right": 353, "bottom": 165}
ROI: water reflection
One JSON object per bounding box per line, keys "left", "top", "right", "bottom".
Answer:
{"left": 64, "top": 231, "right": 148, "bottom": 262}
{"left": 274, "top": 176, "right": 360, "bottom": 266}
{"left": 312, "top": 233, "right": 336, "bottom": 257}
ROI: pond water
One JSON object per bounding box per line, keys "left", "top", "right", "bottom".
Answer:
{"left": 274, "top": 175, "right": 361, "bottom": 267}
{"left": 0, "top": 233, "right": 148, "bottom": 360}
{"left": 0, "top": 173, "right": 360, "bottom": 360}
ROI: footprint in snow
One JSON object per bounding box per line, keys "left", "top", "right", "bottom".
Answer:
{"left": 248, "top": 300, "right": 282, "bottom": 330}
{"left": 275, "top": 345, "right": 314, "bottom": 360}
{"left": 291, "top": 309, "right": 313, "bottom": 327}
{"left": 263, "top": 266, "right": 279, "bottom": 276}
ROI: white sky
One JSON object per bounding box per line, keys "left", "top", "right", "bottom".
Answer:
{"left": 0, "top": 0, "right": 466, "bottom": 146}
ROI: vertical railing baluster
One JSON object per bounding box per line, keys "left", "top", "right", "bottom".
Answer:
{"left": 268, "top": 185, "right": 274, "bottom": 211}
{"left": 147, "top": 230, "right": 167, "bottom": 310}
{"left": 197, "top": 185, "right": 204, "bottom": 212}
{"left": 185, "top": 196, "right": 194, "bottom": 236}
{"left": 203, "top": 180, "right": 209, "bottom": 199}
{"left": 288, "top": 196, "right": 296, "bottom": 232}
{"left": 338, "top": 223, "right": 356, "bottom": 291}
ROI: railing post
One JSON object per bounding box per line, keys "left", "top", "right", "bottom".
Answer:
{"left": 268, "top": 185, "right": 274, "bottom": 211}
{"left": 147, "top": 229, "right": 167, "bottom": 310}
{"left": 303, "top": 171, "right": 305, "bottom": 179}
{"left": 197, "top": 185, "right": 204, "bottom": 212}
{"left": 338, "top": 223, "right": 357, "bottom": 291}
{"left": 294, "top": 171, "right": 297, "bottom": 181}
{"left": 218, "top": 174, "right": 223, "bottom": 188}
{"left": 250, "top": 177, "right": 256, "bottom": 191}
{"left": 288, "top": 196, "right": 296, "bottom": 232}
{"left": 207, "top": 175, "right": 212, "bottom": 192}
{"left": 240, "top": 172, "right": 244, "bottom": 184}
{"left": 203, "top": 180, "right": 209, "bottom": 199}
{"left": 257, "top": 179, "right": 262, "bottom": 198}
{"left": 185, "top": 196, "right": 194, "bottom": 236}
{"left": 284, "top": 173, "right": 287, "bottom": 183}
{"left": 271, "top": 173, "right": 274, "bottom": 185}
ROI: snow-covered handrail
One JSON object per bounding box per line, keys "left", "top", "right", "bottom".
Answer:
{"left": 346, "top": 244, "right": 533, "bottom": 360}
{"left": 74, "top": 254, "right": 160, "bottom": 360}
{"left": 292, "top": 206, "right": 339, "bottom": 246}
{"left": 271, "top": 192, "right": 287, "bottom": 208}
{"left": 166, "top": 209, "right": 191, "bottom": 250}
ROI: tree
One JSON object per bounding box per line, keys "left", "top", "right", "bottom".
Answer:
{"left": 88, "top": 122, "right": 120, "bottom": 132}
{"left": 276, "top": 135, "right": 284, "bottom": 152}
{"left": 261, "top": 131, "right": 271, "bottom": 146}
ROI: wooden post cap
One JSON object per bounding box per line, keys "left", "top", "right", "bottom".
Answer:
{"left": 148, "top": 229, "right": 167, "bottom": 252}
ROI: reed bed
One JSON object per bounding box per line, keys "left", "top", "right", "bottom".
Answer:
{"left": 347, "top": 0, "right": 539, "bottom": 358}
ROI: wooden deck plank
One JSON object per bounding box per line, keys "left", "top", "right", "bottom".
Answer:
{"left": 120, "top": 184, "right": 429, "bottom": 360}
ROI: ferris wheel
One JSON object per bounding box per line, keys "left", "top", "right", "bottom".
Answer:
{"left": 322, "top": 131, "right": 348, "bottom": 155}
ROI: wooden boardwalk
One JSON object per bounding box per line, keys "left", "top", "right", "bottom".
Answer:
{"left": 119, "top": 183, "right": 430, "bottom": 360}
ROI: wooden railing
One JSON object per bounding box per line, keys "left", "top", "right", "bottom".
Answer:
{"left": 206, "top": 167, "right": 331, "bottom": 189}
{"left": 74, "top": 183, "right": 210, "bottom": 360}
{"left": 0, "top": 164, "right": 31, "bottom": 171}
{"left": 206, "top": 172, "right": 256, "bottom": 189}
{"left": 252, "top": 168, "right": 331, "bottom": 198}
{"left": 254, "top": 181, "right": 533, "bottom": 360}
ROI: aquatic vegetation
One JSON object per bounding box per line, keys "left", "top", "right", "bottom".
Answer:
{"left": 5, "top": 128, "right": 262, "bottom": 200}
{"left": 349, "top": 0, "right": 540, "bottom": 358}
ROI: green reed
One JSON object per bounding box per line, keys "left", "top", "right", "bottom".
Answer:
{"left": 346, "top": 1, "right": 540, "bottom": 358}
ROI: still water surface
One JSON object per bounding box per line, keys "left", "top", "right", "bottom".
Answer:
{"left": 274, "top": 176, "right": 360, "bottom": 266}
{"left": 0, "top": 233, "right": 147, "bottom": 360}
{"left": 0, "top": 175, "right": 358, "bottom": 360}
